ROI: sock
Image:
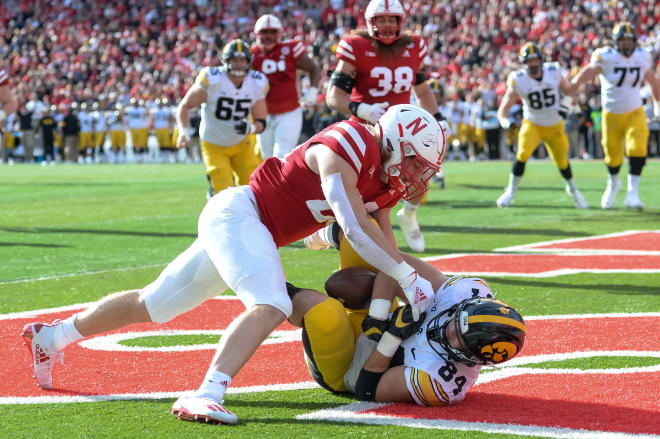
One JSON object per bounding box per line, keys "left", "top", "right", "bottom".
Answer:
{"left": 52, "top": 315, "right": 84, "bottom": 351}
{"left": 565, "top": 178, "right": 577, "bottom": 192}
{"left": 628, "top": 174, "right": 640, "bottom": 193}
{"left": 195, "top": 370, "right": 232, "bottom": 402}
{"left": 507, "top": 174, "right": 521, "bottom": 194}
{"left": 608, "top": 173, "right": 618, "bottom": 186}
{"left": 402, "top": 200, "right": 418, "bottom": 216}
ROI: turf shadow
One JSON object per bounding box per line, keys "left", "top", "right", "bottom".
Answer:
{"left": 413, "top": 225, "right": 588, "bottom": 237}
{"left": 0, "top": 226, "right": 196, "bottom": 239}
{"left": 0, "top": 241, "right": 71, "bottom": 248}
{"left": 488, "top": 277, "right": 660, "bottom": 295}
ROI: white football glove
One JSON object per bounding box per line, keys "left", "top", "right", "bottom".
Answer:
{"left": 654, "top": 101, "right": 660, "bottom": 120}
{"left": 389, "top": 262, "right": 434, "bottom": 321}
{"left": 356, "top": 102, "right": 389, "bottom": 124}
{"left": 176, "top": 129, "right": 191, "bottom": 149}
{"left": 0, "top": 109, "right": 6, "bottom": 123}
{"left": 499, "top": 118, "right": 511, "bottom": 130}
{"left": 302, "top": 86, "right": 319, "bottom": 107}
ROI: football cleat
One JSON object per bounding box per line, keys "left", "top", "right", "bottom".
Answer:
{"left": 396, "top": 208, "right": 425, "bottom": 252}
{"left": 303, "top": 228, "right": 332, "bottom": 251}
{"left": 172, "top": 396, "right": 238, "bottom": 425}
{"left": 566, "top": 187, "right": 588, "bottom": 209}
{"left": 623, "top": 191, "right": 644, "bottom": 211}
{"left": 601, "top": 177, "right": 621, "bottom": 209}
{"left": 21, "top": 321, "right": 64, "bottom": 390}
{"left": 496, "top": 190, "right": 515, "bottom": 208}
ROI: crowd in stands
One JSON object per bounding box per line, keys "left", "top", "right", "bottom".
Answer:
{"left": 1, "top": 0, "right": 659, "bottom": 163}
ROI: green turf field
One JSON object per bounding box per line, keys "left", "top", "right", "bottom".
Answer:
{"left": 1, "top": 160, "right": 659, "bottom": 438}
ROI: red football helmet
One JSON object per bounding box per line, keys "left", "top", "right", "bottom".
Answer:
{"left": 365, "top": 0, "right": 405, "bottom": 45}
{"left": 254, "top": 14, "right": 282, "bottom": 51}
{"left": 376, "top": 104, "right": 446, "bottom": 200}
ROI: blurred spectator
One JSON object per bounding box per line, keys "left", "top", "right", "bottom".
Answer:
{"left": 645, "top": 98, "right": 660, "bottom": 157}
{"left": 589, "top": 96, "right": 603, "bottom": 159}
{"left": 39, "top": 105, "right": 57, "bottom": 164}
{"left": 62, "top": 103, "right": 81, "bottom": 163}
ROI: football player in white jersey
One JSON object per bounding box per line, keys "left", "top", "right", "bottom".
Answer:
{"left": 571, "top": 22, "right": 660, "bottom": 210}
{"left": 497, "top": 42, "right": 588, "bottom": 209}
{"left": 176, "top": 39, "right": 268, "bottom": 197}
{"left": 288, "top": 260, "right": 525, "bottom": 404}
{"left": 90, "top": 102, "right": 107, "bottom": 163}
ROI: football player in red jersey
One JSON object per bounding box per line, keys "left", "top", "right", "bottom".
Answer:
{"left": 326, "top": 0, "right": 442, "bottom": 253}
{"left": 251, "top": 14, "right": 322, "bottom": 160}
{"left": 21, "top": 104, "right": 446, "bottom": 425}
{"left": 0, "top": 70, "right": 18, "bottom": 163}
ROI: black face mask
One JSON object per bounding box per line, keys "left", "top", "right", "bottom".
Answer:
{"left": 527, "top": 64, "right": 541, "bottom": 78}
{"left": 618, "top": 43, "right": 634, "bottom": 57}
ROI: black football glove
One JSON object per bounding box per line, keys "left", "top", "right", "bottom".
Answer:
{"left": 234, "top": 120, "right": 249, "bottom": 135}
{"left": 386, "top": 304, "right": 426, "bottom": 340}
{"left": 361, "top": 315, "right": 389, "bottom": 342}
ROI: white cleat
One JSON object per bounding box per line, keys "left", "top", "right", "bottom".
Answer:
{"left": 623, "top": 191, "right": 644, "bottom": 211}
{"left": 21, "top": 321, "right": 64, "bottom": 390}
{"left": 496, "top": 190, "right": 515, "bottom": 208}
{"left": 172, "top": 396, "right": 238, "bottom": 425}
{"left": 303, "top": 228, "right": 332, "bottom": 250}
{"left": 396, "top": 208, "right": 425, "bottom": 252}
{"left": 601, "top": 177, "right": 621, "bottom": 209}
{"left": 566, "top": 187, "right": 588, "bottom": 209}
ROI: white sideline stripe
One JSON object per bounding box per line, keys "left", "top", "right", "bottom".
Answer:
{"left": 296, "top": 404, "right": 660, "bottom": 439}
{"left": 0, "top": 382, "right": 319, "bottom": 405}
{"left": 490, "top": 249, "right": 660, "bottom": 256}
{"left": 78, "top": 329, "right": 302, "bottom": 352}
{"left": 442, "top": 268, "right": 660, "bottom": 277}
{"left": 0, "top": 295, "right": 239, "bottom": 320}
{"left": 0, "top": 263, "right": 167, "bottom": 285}
{"left": 495, "top": 230, "right": 659, "bottom": 252}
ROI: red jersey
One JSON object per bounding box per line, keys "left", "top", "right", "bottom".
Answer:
{"left": 251, "top": 40, "right": 306, "bottom": 115}
{"left": 335, "top": 34, "right": 427, "bottom": 108}
{"left": 250, "top": 120, "right": 401, "bottom": 247}
{"left": 0, "top": 70, "right": 9, "bottom": 87}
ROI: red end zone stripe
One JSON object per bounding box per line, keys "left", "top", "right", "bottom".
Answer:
{"left": 532, "top": 231, "right": 660, "bottom": 251}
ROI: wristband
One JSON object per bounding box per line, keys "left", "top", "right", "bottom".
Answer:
{"left": 376, "top": 331, "right": 401, "bottom": 357}
{"left": 387, "top": 261, "right": 416, "bottom": 286}
{"left": 368, "top": 298, "right": 391, "bottom": 320}
{"left": 348, "top": 100, "right": 361, "bottom": 117}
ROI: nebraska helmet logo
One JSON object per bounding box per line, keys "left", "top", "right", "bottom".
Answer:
{"left": 405, "top": 117, "right": 428, "bottom": 136}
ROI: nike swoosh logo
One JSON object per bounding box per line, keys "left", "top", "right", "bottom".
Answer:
{"left": 395, "top": 309, "right": 407, "bottom": 328}
{"left": 364, "top": 327, "right": 382, "bottom": 337}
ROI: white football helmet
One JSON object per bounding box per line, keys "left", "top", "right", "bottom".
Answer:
{"left": 376, "top": 104, "right": 446, "bottom": 200}
{"left": 254, "top": 14, "right": 282, "bottom": 50}
{"left": 365, "top": 0, "right": 405, "bottom": 45}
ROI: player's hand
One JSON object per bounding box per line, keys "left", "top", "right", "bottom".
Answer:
{"left": 386, "top": 304, "right": 426, "bottom": 340}
{"left": 361, "top": 315, "right": 389, "bottom": 342}
{"left": 399, "top": 272, "right": 434, "bottom": 321}
{"left": 176, "top": 130, "right": 190, "bottom": 149}
{"left": 499, "top": 118, "right": 511, "bottom": 130}
{"left": 654, "top": 101, "right": 660, "bottom": 120}
{"left": 356, "top": 102, "right": 389, "bottom": 124}
{"left": 234, "top": 120, "right": 256, "bottom": 135}
{"left": 302, "top": 86, "right": 318, "bottom": 107}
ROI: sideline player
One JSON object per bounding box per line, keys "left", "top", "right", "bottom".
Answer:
{"left": 176, "top": 39, "right": 268, "bottom": 197}
{"left": 0, "top": 69, "right": 18, "bottom": 163}
{"left": 326, "top": 0, "right": 443, "bottom": 252}
{"left": 287, "top": 261, "right": 525, "bottom": 404}
{"left": 251, "top": 14, "right": 321, "bottom": 160}
{"left": 21, "top": 104, "right": 445, "bottom": 424}
{"left": 496, "top": 42, "right": 588, "bottom": 209}
{"left": 571, "top": 22, "right": 660, "bottom": 210}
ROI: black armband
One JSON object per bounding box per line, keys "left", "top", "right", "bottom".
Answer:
{"left": 348, "top": 100, "right": 362, "bottom": 117}
{"left": 355, "top": 369, "right": 385, "bottom": 401}
{"left": 414, "top": 72, "right": 426, "bottom": 85}
{"left": 254, "top": 118, "right": 267, "bottom": 132}
{"left": 330, "top": 71, "right": 356, "bottom": 94}
{"left": 433, "top": 111, "right": 446, "bottom": 122}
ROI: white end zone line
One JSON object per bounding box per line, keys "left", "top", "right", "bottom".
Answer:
{"left": 296, "top": 403, "right": 660, "bottom": 439}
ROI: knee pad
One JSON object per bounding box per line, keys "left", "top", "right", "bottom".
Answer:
{"left": 629, "top": 156, "right": 646, "bottom": 176}
{"left": 301, "top": 298, "right": 354, "bottom": 393}
{"left": 512, "top": 160, "right": 526, "bottom": 176}
{"left": 339, "top": 218, "right": 379, "bottom": 271}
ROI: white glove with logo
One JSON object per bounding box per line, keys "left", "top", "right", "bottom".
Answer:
{"left": 388, "top": 262, "right": 434, "bottom": 321}
{"left": 499, "top": 118, "right": 511, "bottom": 130}
{"left": 654, "top": 101, "right": 660, "bottom": 120}
{"left": 176, "top": 129, "right": 191, "bottom": 149}
{"left": 302, "top": 86, "right": 319, "bottom": 107}
{"left": 356, "top": 102, "right": 389, "bottom": 124}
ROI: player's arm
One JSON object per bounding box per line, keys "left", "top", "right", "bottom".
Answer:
{"left": 643, "top": 69, "right": 660, "bottom": 117}
{"left": 175, "top": 83, "right": 206, "bottom": 148}
{"left": 569, "top": 63, "right": 603, "bottom": 95}
{"left": 559, "top": 76, "right": 576, "bottom": 100}
{"left": 0, "top": 84, "right": 18, "bottom": 123}
{"left": 497, "top": 85, "right": 519, "bottom": 129}
{"left": 370, "top": 208, "right": 396, "bottom": 249}
{"left": 296, "top": 53, "right": 322, "bottom": 89}
{"left": 412, "top": 61, "right": 442, "bottom": 120}
{"left": 326, "top": 60, "right": 357, "bottom": 116}
{"left": 235, "top": 97, "right": 268, "bottom": 136}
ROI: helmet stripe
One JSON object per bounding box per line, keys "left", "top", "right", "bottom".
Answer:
{"left": 468, "top": 315, "right": 526, "bottom": 332}
{"left": 528, "top": 43, "right": 534, "bottom": 55}
{"left": 237, "top": 40, "right": 242, "bottom": 53}
{"left": 625, "top": 23, "right": 631, "bottom": 35}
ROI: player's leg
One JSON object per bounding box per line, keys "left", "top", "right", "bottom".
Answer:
{"left": 201, "top": 140, "right": 234, "bottom": 198}
{"left": 396, "top": 193, "right": 425, "bottom": 253}
{"left": 256, "top": 114, "right": 275, "bottom": 159}
{"left": 600, "top": 110, "right": 626, "bottom": 209}
{"left": 497, "top": 120, "right": 539, "bottom": 207}
{"left": 623, "top": 107, "right": 649, "bottom": 210}
{"left": 174, "top": 186, "right": 291, "bottom": 424}
{"left": 230, "top": 135, "right": 260, "bottom": 186}
{"left": 272, "top": 107, "right": 302, "bottom": 159}
{"left": 543, "top": 121, "right": 588, "bottom": 209}
{"left": 21, "top": 239, "right": 228, "bottom": 389}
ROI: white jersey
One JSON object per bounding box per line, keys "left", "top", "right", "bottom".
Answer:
{"left": 107, "top": 111, "right": 125, "bottom": 131}
{"left": 125, "top": 105, "right": 149, "bottom": 129}
{"left": 90, "top": 110, "right": 106, "bottom": 131}
{"left": 400, "top": 276, "right": 493, "bottom": 406}
{"left": 151, "top": 106, "right": 172, "bottom": 129}
{"left": 196, "top": 66, "right": 269, "bottom": 147}
{"left": 507, "top": 62, "right": 563, "bottom": 126}
{"left": 590, "top": 46, "right": 652, "bottom": 114}
{"left": 78, "top": 111, "right": 93, "bottom": 133}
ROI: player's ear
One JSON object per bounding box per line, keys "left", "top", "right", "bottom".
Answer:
{"left": 380, "top": 138, "right": 393, "bottom": 164}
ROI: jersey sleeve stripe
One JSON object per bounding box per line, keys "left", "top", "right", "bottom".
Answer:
{"left": 419, "top": 45, "right": 428, "bottom": 58}
{"left": 409, "top": 368, "right": 430, "bottom": 405}
{"left": 336, "top": 46, "right": 356, "bottom": 61}
{"left": 416, "top": 369, "right": 449, "bottom": 406}
{"left": 337, "top": 40, "right": 353, "bottom": 53}
{"left": 293, "top": 45, "right": 306, "bottom": 58}
{"left": 336, "top": 122, "right": 366, "bottom": 155}
{"left": 293, "top": 42, "right": 304, "bottom": 52}
{"left": 0, "top": 70, "right": 8, "bottom": 86}
{"left": 326, "top": 129, "right": 362, "bottom": 172}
